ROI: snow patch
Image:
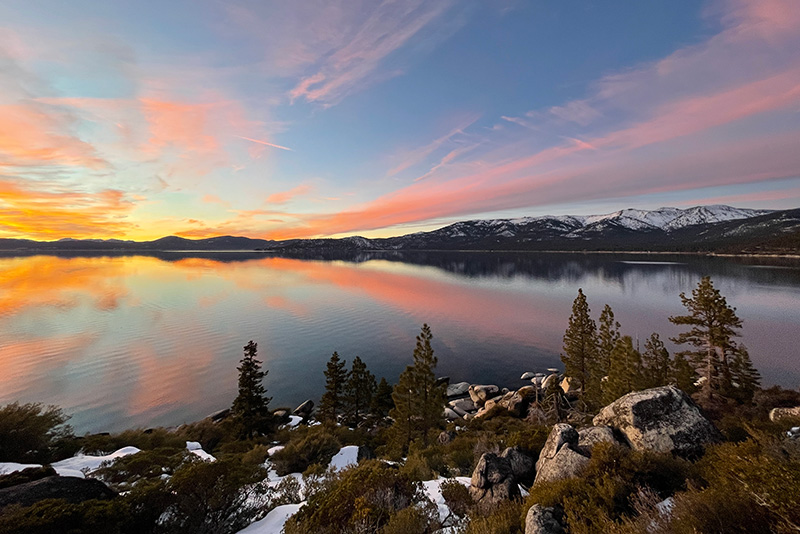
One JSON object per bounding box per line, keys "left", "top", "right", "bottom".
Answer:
{"left": 0, "top": 462, "right": 41, "bottom": 476}
{"left": 329, "top": 445, "right": 359, "bottom": 470}
{"left": 51, "top": 446, "right": 140, "bottom": 475}
{"left": 421, "top": 477, "right": 471, "bottom": 522}
{"left": 237, "top": 502, "right": 304, "bottom": 534}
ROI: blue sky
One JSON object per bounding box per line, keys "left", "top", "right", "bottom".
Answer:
{"left": 1, "top": 0, "right": 798, "bottom": 239}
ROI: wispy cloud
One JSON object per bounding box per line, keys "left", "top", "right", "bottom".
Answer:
{"left": 236, "top": 136, "right": 293, "bottom": 152}
{"left": 266, "top": 184, "right": 313, "bottom": 204}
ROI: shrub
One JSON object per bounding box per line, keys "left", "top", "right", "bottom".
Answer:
{"left": 159, "top": 456, "right": 269, "bottom": 534}
{"left": 0, "top": 402, "right": 75, "bottom": 463}
{"left": 284, "top": 460, "right": 427, "bottom": 534}
{"left": 465, "top": 500, "right": 524, "bottom": 534}
{"left": 380, "top": 504, "right": 440, "bottom": 534}
{"left": 271, "top": 427, "right": 341, "bottom": 476}
{"left": 80, "top": 427, "right": 185, "bottom": 455}
{"left": 0, "top": 466, "right": 57, "bottom": 490}
{"left": 93, "top": 447, "right": 187, "bottom": 490}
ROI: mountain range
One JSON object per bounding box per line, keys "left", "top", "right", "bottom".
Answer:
{"left": 2, "top": 205, "right": 800, "bottom": 255}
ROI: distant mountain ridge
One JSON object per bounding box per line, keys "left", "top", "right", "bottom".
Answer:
{"left": 2, "top": 205, "right": 800, "bottom": 254}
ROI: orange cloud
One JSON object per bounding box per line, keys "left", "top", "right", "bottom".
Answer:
{"left": 0, "top": 177, "right": 136, "bottom": 239}
{"left": 266, "top": 184, "right": 313, "bottom": 204}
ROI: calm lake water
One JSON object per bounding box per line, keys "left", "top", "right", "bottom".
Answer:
{"left": 1, "top": 251, "right": 799, "bottom": 433}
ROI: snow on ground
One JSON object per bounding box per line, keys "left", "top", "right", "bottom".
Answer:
{"left": 266, "top": 445, "right": 284, "bottom": 456}
{"left": 286, "top": 415, "right": 302, "bottom": 427}
{"left": 421, "top": 477, "right": 471, "bottom": 522}
{"left": 0, "top": 462, "right": 41, "bottom": 476}
{"left": 186, "top": 441, "right": 216, "bottom": 461}
{"left": 51, "top": 446, "right": 141, "bottom": 475}
{"left": 329, "top": 445, "right": 359, "bottom": 471}
{"left": 237, "top": 503, "right": 305, "bottom": 534}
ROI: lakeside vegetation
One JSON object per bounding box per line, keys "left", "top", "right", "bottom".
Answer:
{"left": 1, "top": 277, "right": 799, "bottom": 533}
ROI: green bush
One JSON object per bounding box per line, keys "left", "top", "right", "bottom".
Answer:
{"left": 93, "top": 447, "right": 187, "bottom": 489}
{"left": 465, "top": 500, "right": 524, "bottom": 534}
{"left": 160, "top": 456, "right": 269, "bottom": 534}
{"left": 271, "top": 427, "right": 341, "bottom": 476}
{"left": 80, "top": 427, "right": 185, "bottom": 455}
{"left": 0, "top": 466, "right": 56, "bottom": 490}
{"left": 284, "top": 460, "right": 428, "bottom": 534}
{"left": 0, "top": 402, "right": 75, "bottom": 463}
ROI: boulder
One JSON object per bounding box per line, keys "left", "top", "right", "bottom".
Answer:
{"left": 577, "top": 425, "right": 620, "bottom": 455}
{"left": 560, "top": 377, "right": 580, "bottom": 394}
{"left": 769, "top": 406, "right": 800, "bottom": 422}
{"left": 541, "top": 373, "right": 559, "bottom": 391}
{"left": 449, "top": 398, "right": 477, "bottom": 413}
{"left": 447, "top": 381, "right": 471, "bottom": 398}
{"left": 437, "top": 430, "right": 456, "bottom": 445}
{"left": 525, "top": 504, "right": 566, "bottom": 534}
{"left": 0, "top": 476, "right": 116, "bottom": 510}
{"left": 293, "top": 399, "right": 314, "bottom": 418}
{"left": 500, "top": 446, "right": 536, "bottom": 487}
{"left": 444, "top": 407, "right": 460, "bottom": 421}
{"left": 521, "top": 372, "right": 536, "bottom": 380}
{"left": 470, "top": 452, "right": 519, "bottom": 505}
{"left": 507, "top": 386, "right": 538, "bottom": 417}
{"left": 469, "top": 385, "right": 500, "bottom": 405}
{"left": 534, "top": 424, "right": 590, "bottom": 486}
{"left": 593, "top": 386, "right": 721, "bottom": 457}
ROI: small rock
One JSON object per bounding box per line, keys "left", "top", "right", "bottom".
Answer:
{"left": 293, "top": 399, "right": 314, "bottom": 418}
{"left": 525, "top": 504, "right": 565, "bottom": 534}
{"left": 435, "top": 376, "right": 450, "bottom": 387}
{"left": 444, "top": 407, "right": 460, "bottom": 421}
{"left": 437, "top": 430, "right": 457, "bottom": 445}
{"left": 449, "top": 398, "right": 477, "bottom": 413}
{"left": 541, "top": 374, "right": 559, "bottom": 391}
{"left": 560, "top": 377, "right": 580, "bottom": 394}
{"left": 770, "top": 406, "right": 800, "bottom": 422}
{"left": 521, "top": 372, "right": 536, "bottom": 380}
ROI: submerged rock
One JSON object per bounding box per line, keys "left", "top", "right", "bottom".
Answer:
{"left": 447, "top": 382, "right": 471, "bottom": 398}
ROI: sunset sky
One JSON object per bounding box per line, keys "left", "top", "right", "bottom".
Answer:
{"left": 1, "top": 0, "right": 799, "bottom": 241}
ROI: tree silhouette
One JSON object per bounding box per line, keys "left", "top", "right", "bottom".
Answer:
{"left": 561, "top": 289, "right": 599, "bottom": 406}
{"left": 231, "top": 340, "right": 273, "bottom": 439}
{"left": 343, "top": 356, "right": 376, "bottom": 426}
{"left": 319, "top": 352, "right": 348, "bottom": 423}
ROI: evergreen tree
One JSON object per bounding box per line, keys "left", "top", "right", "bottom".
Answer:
{"left": 602, "top": 336, "right": 644, "bottom": 404}
{"left": 561, "top": 289, "right": 599, "bottom": 406}
{"left": 231, "top": 341, "right": 273, "bottom": 439}
{"left": 318, "top": 352, "right": 348, "bottom": 423}
{"left": 729, "top": 344, "right": 761, "bottom": 403}
{"left": 343, "top": 356, "right": 377, "bottom": 426}
{"left": 597, "top": 304, "right": 621, "bottom": 375}
{"left": 371, "top": 377, "right": 395, "bottom": 417}
{"left": 641, "top": 332, "right": 671, "bottom": 388}
{"left": 592, "top": 304, "right": 621, "bottom": 404}
{"left": 671, "top": 351, "right": 697, "bottom": 394}
{"left": 669, "top": 276, "right": 742, "bottom": 401}
{"left": 389, "top": 324, "right": 446, "bottom": 453}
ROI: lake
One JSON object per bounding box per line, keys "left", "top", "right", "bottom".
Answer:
{"left": 1, "top": 251, "right": 799, "bottom": 433}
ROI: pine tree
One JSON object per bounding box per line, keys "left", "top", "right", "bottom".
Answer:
{"left": 641, "top": 332, "right": 670, "bottom": 388}
{"left": 343, "top": 356, "right": 377, "bottom": 426}
{"left": 318, "top": 352, "right": 348, "bottom": 423}
{"left": 671, "top": 351, "right": 697, "bottom": 394}
{"left": 231, "top": 341, "right": 273, "bottom": 439}
{"left": 729, "top": 344, "right": 761, "bottom": 404}
{"left": 669, "top": 276, "right": 742, "bottom": 401}
{"left": 561, "top": 289, "right": 599, "bottom": 406}
{"left": 371, "top": 377, "right": 394, "bottom": 417}
{"left": 602, "top": 336, "right": 644, "bottom": 404}
{"left": 592, "top": 304, "right": 621, "bottom": 404}
{"left": 389, "top": 324, "right": 446, "bottom": 453}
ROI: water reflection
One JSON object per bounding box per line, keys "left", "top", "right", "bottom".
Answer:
{"left": 1, "top": 252, "right": 798, "bottom": 433}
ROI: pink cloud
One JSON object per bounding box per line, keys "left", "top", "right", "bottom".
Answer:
{"left": 267, "top": 184, "right": 313, "bottom": 204}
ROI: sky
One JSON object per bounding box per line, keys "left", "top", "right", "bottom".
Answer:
{"left": 1, "top": 0, "right": 799, "bottom": 241}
